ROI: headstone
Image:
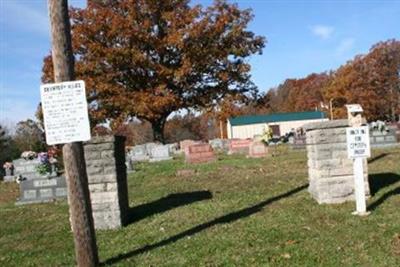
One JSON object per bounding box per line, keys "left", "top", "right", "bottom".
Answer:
{"left": 144, "top": 142, "right": 157, "bottom": 154}
{"left": 292, "top": 135, "right": 307, "bottom": 150}
{"left": 209, "top": 139, "right": 230, "bottom": 152}
{"left": 180, "top": 139, "right": 202, "bottom": 152}
{"left": 13, "top": 158, "right": 43, "bottom": 180}
{"left": 3, "top": 165, "right": 15, "bottom": 182}
{"left": 3, "top": 175, "right": 15, "bottom": 182}
{"left": 185, "top": 144, "right": 216, "bottom": 164}
{"left": 228, "top": 139, "right": 252, "bottom": 155}
{"left": 149, "top": 145, "right": 173, "bottom": 162}
{"left": 128, "top": 145, "right": 149, "bottom": 162}
{"left": 304, "top": 120, "right": 370, "bottom": 204}
{"left": 166, "top": 143, "right": 179, "bottom": 155}
{"left": 370, "top": 126, "right": 398, "bottom": 148}
{"left": 84, "top": 135, "right": 129, "bottom": 230}
{"left": 125, "top": 158, "right": 134, "bottom": 173}
{"left": 248, "top": 141, "right": 268, "bottom": 158}
{"left": 16, "top": 176, "right": 67, "bottom": 204}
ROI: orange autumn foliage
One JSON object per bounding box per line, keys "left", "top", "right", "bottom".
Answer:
{"left": 42, "top": 0, "right": 265, "bottom": 143}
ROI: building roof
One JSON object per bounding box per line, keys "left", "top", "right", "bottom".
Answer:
{"left": 229, "top": 111, "right": 326, "bottom": 126}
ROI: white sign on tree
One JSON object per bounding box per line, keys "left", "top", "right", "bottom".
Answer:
{"left": 40, "top": 80, "right": 91, "bottom": 145}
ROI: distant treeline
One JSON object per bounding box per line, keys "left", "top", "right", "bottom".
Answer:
{"left": 258, "top": 40, "right": 400, "bottom": 121}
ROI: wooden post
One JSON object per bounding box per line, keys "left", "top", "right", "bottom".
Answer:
{"left": 47, "top": 1, "right": 99, "bottom": 266}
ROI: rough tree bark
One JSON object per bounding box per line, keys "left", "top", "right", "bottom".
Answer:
{"left": 151, "top": 118, "right": 166, "bottom": 144}
{"left": 47, "top": 1, "right": 99, "bottom": 266}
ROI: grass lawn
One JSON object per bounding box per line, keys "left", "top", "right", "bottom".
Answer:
{"left": 1, "top": 146, "right": 400, "bottom": 266}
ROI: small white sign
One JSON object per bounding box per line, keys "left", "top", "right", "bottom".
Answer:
{"left": 40, "top": 80, "right": 91, "bottom": 145}
{"left": 346, "top": 126, "right": 371, "bottom": 159}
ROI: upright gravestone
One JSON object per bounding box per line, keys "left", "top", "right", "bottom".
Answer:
{"left": 125, "top": 157, "right": 134, "bottom": 173}
{"left": 13, "top": 158, "right": 42, "bottom": 180}
{"left": 248, "top": 141, "right": 268, "bottom": 158}
{"left": 180, "top": 139, "right": 202, "bottom": 153}
{"left": 166, "top": 143, "right": 179, "bottom": 155}
{"left": 209, "top": 139, "right": 230, "bottom": 153}
{"left": 369, "top": 126, "right": 398, "bottom": 148}
{"left": 185, "top": 144, "right": 216, "bottom": 164}
{"left": 17, "top": 176, "right": 68, "bottom": 204}
{"left": 304, "top": 120, "right": 370, "bottom": 204}
{"left": 84, "top": 136, "right": 129, "bottom": 230}
{"left": 228, "top": 139, "right": 252, "bottom": 155}
{"left": 149, "top": 145, "right": 173, "bottom": 162}
{"left": 291, "top": 135, "right": 307, "bottom": 150}
{"left": 128, "top": 145, "right": 149, "bottom": 162}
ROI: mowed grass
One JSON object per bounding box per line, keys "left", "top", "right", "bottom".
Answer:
{"left": 1, "top": 146, "right": 400, "bottom": 266}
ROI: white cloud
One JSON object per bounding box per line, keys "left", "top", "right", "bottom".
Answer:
{"left": 311, "top": 25, "right": 334, "bottom": 39}
{"left": 336, "top": 38, "right": 355, "bottom": 56}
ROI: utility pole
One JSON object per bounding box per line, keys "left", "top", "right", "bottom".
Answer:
{"left": 47, "top": 1, "right": 99, "bottom": 266}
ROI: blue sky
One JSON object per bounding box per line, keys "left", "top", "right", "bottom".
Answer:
{"left": 0, "top": 0, "right": 399, "bottom": 126}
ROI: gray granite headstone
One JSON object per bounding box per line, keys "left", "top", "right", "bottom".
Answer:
{"left": 370, "top": 127, "right": 398, "bottom": 148}
{"left": 16, "top": 176, "right": 67, "bottom": 205}
{"left": 13, "top": 158, "right": 42, "bottom": 180}
{"left": 128, "top": 145, "right": 149, "bottom": 162}
{"left": 166, "top": 143, "right": 179, "bottom": 155}
{"left": 125, "top": 158, "right": 135, "bottom": 173}
{"left": 149, "top": 145, "right": 172, "bottom": 162}
{"left": 209, "top": 139, "right": 229, "bottom": 152}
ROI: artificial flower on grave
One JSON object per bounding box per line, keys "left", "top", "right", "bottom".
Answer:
{"left": 35, "top": 152, "right": 51, "bottom": 176}
{"left": 21, "top": 151, "right": 37, "bottom": 160}
{"left": 3, "top": 162, "right": 13, "bottom": 170}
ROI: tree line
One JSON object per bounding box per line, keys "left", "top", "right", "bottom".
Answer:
{"left": 259, "top": 40, "right": 400, "bottom": 121}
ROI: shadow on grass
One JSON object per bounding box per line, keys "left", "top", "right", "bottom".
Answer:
{"left": 126, "top": 191, "right": 213, "bottom": 225}
{"left": 103, "top": 183, "right": 308, "bottom": 265}
{"left": 368, "top": 172, "right": 400, "bottom": 195}
{"left": 367, "top": 153, "right": 389, "bottom": 164}
{"left": 368, "top": 173, "right": 400, "bottom": 211}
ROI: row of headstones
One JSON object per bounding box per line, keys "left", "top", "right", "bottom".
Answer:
{"left": 369, "top": 124, "right": 399, "bottom": 148}
{"left": 288, "top": 125, "right": 400, "bottom": 151}
{"left": 183, "top": 138, "right": 269, "bottom": 164}
{"left": 126, "top": 142, "right": 177, "bottom": 167}
{"left": 125, "top": 138, "right": 270, "bottom": 166}
{"left": 7, "top": 137, "right": 268, "bottom": 206}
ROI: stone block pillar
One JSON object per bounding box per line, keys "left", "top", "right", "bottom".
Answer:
{"left": 304, "top": 120, "right": 370, "bottom": 204}
{"left": 84, "top": 136, "right": 129, "bottom": 229}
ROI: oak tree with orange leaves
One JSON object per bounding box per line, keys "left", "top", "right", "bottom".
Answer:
{"left": 42, "top": 0, "right": 265, "bottom": 143}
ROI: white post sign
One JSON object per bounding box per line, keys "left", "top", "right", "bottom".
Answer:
{"left": 40, "top": 80, "right": 91, "bottom": 145}
{"left": 346, "top": 126, "right": 371, "bottom": 216}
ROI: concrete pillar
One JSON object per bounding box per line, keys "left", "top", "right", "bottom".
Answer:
{"left": 84, "top": 136, "right": 129, "bottom": 229}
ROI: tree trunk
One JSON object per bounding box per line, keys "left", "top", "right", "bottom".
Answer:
{"left": 151, "top": 119, "right": 166, "bottom": 144}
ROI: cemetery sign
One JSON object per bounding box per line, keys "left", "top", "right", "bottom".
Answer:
{"left": 40, "top": 80, "right": 91, "bottom": 145}
{"left": 345, "top": 104, "right": 371, "bottom": 216}
{"left": 346, "top": 126, "right": 371, "bottom": 159}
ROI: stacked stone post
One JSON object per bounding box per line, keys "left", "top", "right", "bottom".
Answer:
{"left": 84, "top": 136, "right": 129, "bottom": 229}
{"left": 304, "top": 120, "right": 370, "bottom": 204}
